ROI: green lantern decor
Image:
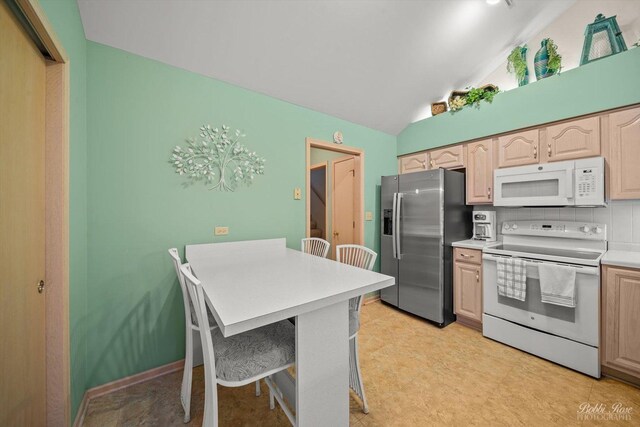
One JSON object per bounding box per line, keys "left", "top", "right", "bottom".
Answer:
{"left": 580, "top": 14, "right": 627, "bottom": 65}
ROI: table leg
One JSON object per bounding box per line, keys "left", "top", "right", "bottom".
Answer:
{"left": 295, "top": 300, "right": 349, "bottom": 426}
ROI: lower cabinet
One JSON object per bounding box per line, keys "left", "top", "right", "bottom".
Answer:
{"left": 602, "top": 265, "right": 640, "bottom": 380}
{"left": 453, "top": 248, "right": 483, "bottom": 329}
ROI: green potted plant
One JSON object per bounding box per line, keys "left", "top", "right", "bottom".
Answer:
{"left": 507, "top": 45, "right": 529, "bottom": 86}
{"left": 534, "top": 38, "right": 562, "bottom": 80}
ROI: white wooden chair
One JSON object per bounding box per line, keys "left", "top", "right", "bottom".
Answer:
{"left": 336, "top": 244, "right": 377, "bottom": 414}
{"left": 301, "top": 237, "right": 330, "bottom": 258}
{"left": 169, "top": 248, "right": 262, "bottom": 423}
{"left": 179, "top": 263, "right": 296, "bottom": 427}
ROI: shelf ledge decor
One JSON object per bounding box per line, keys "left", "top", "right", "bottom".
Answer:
{"left": 580, "top": 14, "right": 627, "bottom": 65}
{"left": 170, "top": 124, "right": 266, "bottom": 191}
{"left": 448, "top": 85, "right": 499, "bottom": 113}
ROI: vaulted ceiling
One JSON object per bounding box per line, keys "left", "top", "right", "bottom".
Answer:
{"left": 77, "top": 0, "right": 574, "bottom": 135}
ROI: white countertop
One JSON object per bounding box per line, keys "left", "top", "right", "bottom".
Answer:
{"left": 186, "top": 240, "right": 395, "bottom": 337}
{"left": 602, "top": 250, "right": 640, "bottom": 270}
{"left": 452, "top": 239, "right": 501, "bottom": 250}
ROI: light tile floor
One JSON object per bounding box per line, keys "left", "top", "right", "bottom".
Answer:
{"left": 83, "top": 302, "right": 640, "bottom": 426}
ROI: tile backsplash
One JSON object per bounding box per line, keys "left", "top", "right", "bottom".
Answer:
{"left": 476, "top": 201, "right": 640, "bottom": 252}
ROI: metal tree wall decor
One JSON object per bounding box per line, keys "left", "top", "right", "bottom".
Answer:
{"left": 170, "top": 125, "right": 266, "bottom": 191}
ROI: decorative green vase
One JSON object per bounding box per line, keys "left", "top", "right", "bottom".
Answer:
{"left": 534, "top": 39, "right": 554, "bottom": 80}
{"left": 517, "top": 46, "right": 529, "bottom": 86}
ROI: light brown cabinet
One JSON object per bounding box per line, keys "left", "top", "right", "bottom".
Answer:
{"left": 466, "top": 139, "right": 494, "bottom": 204}
{"left": 602, "top": 265, "right": 640, "bottom": 380}
{"left": 399, "top": 152, "right": 428, "bottom": 174}
{"left": 607, "top": 107, "right": 640, "bottom": 200}
{"left": 427, "top": 144, "right": 466, "bottom": 170}
{"left": 543, "top": 116, "right": 600, "bottom": 162}
{"left": 497, "top": 129, "right": 539, "bottom": 168}
{"left": 454, "top": 248, "right": 482, "bottom": 328}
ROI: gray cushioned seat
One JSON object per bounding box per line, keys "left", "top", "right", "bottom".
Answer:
{"left": 349, "top": 308, "right": 360, "bottom": 337}
{"left": 211, "top": 320, "right": 295, "bottom": 382}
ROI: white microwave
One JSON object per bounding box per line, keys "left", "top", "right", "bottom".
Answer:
{"left": 493, "top": 157, "right": 605, "bottom": 207}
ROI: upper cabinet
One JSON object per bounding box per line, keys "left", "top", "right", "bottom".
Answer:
{"left": 399, "top": 152, "right": 428, "bottom": 174}
{"left": 466, "top": 139, "right": 494, "bottom": 204}
{"left": 607, "top": 106, "right": 640, "bottom": 200}
{"left": 427, "top": 145, "right": 466, "bottom": 170}
{"left": 497, "top": 129, "right": 539, "bottom": 168}
{"left": 543, "top": 117, "right": 600, "bottom": 162}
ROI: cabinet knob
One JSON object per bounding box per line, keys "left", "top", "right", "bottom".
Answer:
{"left": 547, "top": 143, "right": 552, "bottom": 157}
{"left": 533, "top": 146, "right": 538, "bottom": 159}
{"left": 487, "top": 187, "right": 491, "bottom": 198}
{"left": 429, "top": 159, "right": 434, "bottom": 168}
{"left": 37, "top": 280, "right": 45, "bottom": 294}
{"left": 476, "top": 271, "right": 480, "bottom": 282}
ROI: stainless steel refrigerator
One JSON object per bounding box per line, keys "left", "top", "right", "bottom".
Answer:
{"left": 380, "top": 169, "right": 471, "bottom": 326}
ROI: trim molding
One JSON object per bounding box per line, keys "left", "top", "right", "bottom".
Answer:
{"left": 71, "top": 392, "right": 89, "bottom": 427}
{"left": 363, "top": 294, "right": 381, "bottom": 305}
{"left": 72, "top": 360, "right": 185, "bottom": 426}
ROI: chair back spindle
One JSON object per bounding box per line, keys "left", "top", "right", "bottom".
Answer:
{"left": 301, "top": 237, "right": 330, "bottom": 258}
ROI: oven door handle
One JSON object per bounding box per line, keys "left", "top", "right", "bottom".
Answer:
{"left": 482, "top": 254, "right": 600, "bottom": 276}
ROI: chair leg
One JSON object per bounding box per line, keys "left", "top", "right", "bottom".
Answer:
{"left": 349, "top": 336, "right": 369, "bottom": 414}
{"left": 181, "top": 327, "right": 194, "bottom": 423}
{"left": 255, "top": 380, "right": 261, "bottom": 397}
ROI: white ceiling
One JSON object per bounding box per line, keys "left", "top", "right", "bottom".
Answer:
{"left": 77, "top": 0, "right": 574, "bottom": 135}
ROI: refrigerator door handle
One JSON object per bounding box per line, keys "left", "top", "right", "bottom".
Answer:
{"left": 396, "top": 193, "right": 403, "bottom": 260}
{"left": 392, "top": 192, "right": 398, "bottom": 259}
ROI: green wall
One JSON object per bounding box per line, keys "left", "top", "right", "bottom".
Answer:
{"left": 398, "top": 48, "right": 640, "bottom": 156}
{"left": 38, "top": 0, "right": 88, "bottom": 420}
{"left": 85, "top": 41, "right": 396, "bottom": 388}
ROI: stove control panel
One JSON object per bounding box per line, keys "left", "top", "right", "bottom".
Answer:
{"left": 502, "top": 221, "right": 607, "bottom": 240}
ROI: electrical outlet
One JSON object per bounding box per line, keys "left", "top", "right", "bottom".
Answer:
{"left": 214, "top": 226, "right": 229, "bottom": 236}
{"left": 294, "top": 188, "right": 302, "bottom": 200}
{"left": 365, "top": 211, "right": 373, "bottom": 221}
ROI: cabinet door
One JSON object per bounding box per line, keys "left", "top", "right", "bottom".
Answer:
{"left": 466, "top": 139, "right": 493, "bottom": 204}
{"left": 427, "top": 144, "right": 466, "bottom": 170}
{"left": 543, "top": 116, "right": 600, "bottom": 162}
{"left": 608, "top": 107, "right": 640, "bottom": 200}
{"left": 603, "top": 266, "right": 640, "bottom": 377}
{"left": 454, "top": 261, "right": 482, "bottom": 323}
{"left": 399, "top": 152, "right": 428, "bottom": 174}
{"left": 497, "top": 129, "right": 539, "bottom": 168}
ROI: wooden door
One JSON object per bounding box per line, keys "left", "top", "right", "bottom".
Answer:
{"left": 427, "top": 145, "right": 466, "bottom": 170}
{"left": 0, "top": 1, "right": 47, "bottom": 425}
{"left": 332, "top": 156, "right": 357, "bottom": 258}
{"left": 398, "top": 152, "right": 427, "bottom": 174}
{"left": 454, "top": 261, "right": 482, "bottom": 323}
{"left": 603, "top": 266, "right": 640, "bottom": 378}
{"left": 608, "top": 107, "right": 640, "bottom": 200}
{"left": 466, "top": 139, "right": 493, "bottom": 204}
{"left": 497, "top": 129, "right": 539, "bottom": 168}
{"left": 543, "top": 116, "right": 600, "bottom": 162}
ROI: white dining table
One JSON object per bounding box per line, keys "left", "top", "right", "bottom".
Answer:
{"left": 186, "top": 238, "right": 394, "bottom": 426}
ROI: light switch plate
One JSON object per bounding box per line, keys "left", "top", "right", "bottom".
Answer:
{"left": 365, "top": 211, "right": 373, "bottom": 221}
{"left": 214, "top": 226, "right": 229, "bottom": 236}
{"left": 294, "top": 188, "right": 302, "bottom": 200}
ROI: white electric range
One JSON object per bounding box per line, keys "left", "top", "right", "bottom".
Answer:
{"left": 482, "top": 221, "right": 607, "bottom": 378}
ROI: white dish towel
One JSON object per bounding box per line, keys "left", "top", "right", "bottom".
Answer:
{"left": 538, "top": 263, "right": 577, "bottom": 307}
{"left": 497, "top": 257, "right": 527, "bottom": 301}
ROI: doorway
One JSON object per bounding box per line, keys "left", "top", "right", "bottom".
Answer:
{"left": 306, "top": 138, "right": 364, "bottom": 259}
{"left": 309, "top": 163, "right": 327, "bottom": 240}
